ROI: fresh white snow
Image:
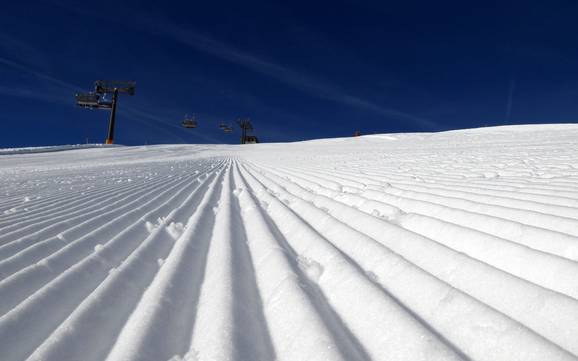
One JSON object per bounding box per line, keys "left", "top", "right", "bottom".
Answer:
{"left": 1, "top": 124, "right": 578, "bottom": 361}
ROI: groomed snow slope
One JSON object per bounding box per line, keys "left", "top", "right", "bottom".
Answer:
{"left": 1, "top": 124, "right": 578, "bottom": 361}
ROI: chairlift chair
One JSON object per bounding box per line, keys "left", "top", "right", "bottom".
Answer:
{"left": 75, "top": 92, "right": 112, "bottom": 109}
{"left": 182, "top": 114, "right": 198, "bottom": 128}
{"left": 97, "top": 93, "right": 113, "bottom": 108}
{"left": 219, "top": 121, "right": 233, "bottom": 132}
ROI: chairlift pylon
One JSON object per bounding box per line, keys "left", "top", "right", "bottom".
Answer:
{"left": 236, "top": 118, "right": 257, "bottom": 144}
{"left": 75, "top": 79, "right": 136, "bottom": 144}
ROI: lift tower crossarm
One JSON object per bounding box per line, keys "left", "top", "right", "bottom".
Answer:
{"left": 95, "top": 80, "right": 136, "bottom": 95}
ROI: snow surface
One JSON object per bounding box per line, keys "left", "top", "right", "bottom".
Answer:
{"left": 0, "top": 144, "right": 118, "bottom": 156}
{"left": 1, "top": 124, "right": 578, "bottom": 361}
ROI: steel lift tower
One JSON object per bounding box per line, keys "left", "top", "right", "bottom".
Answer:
{"left": 75, "top": 80, "right": 136, "bottom": 144}
{"left": 236, "top": 118, "right": 259, "bottom": 144}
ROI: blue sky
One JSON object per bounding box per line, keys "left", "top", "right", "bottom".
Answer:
{"left": 1, "top": 0, "right": 578, "bottom": 146}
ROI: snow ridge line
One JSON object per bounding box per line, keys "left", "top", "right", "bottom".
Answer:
{"left": 0, "top": 126, "right": 577, "bottom": 361}
{"left": 0, "top": 163, "right": 174, "bottom": 224}
{"left": 267, "top": 165, "right": 578, "bottom": 235}
{"left": 281, "top": 155, "right": 578, "bottom": 197}
{"left": 0, "top": 161, "right": 215, "bottom": 242}
{"left": 0, "top": 158, "right": 217, "bottom": 220}
{"left": 0, "top": 160, "right": 226, "bottom": 361}
{"left": 235, "top": 163, "right": 371, "bottom": 361}
{"left": 104, "top": 161, "right": 229, "bottom": 361}
{"left": 244, "top": 161, "right": 578, "bottom": 359}
{"left": 258, "top": 164, "right": 578, "bottom": 297}
{"left": 239, "top": 163, "right": 468, "bottom": 361}
{"left": 283, "top": 165, "right": 578, "bottom": 215}
{"left": 262, "top": 164, "right": 578, "bottom": 261}
{"left": 24, "top": 162, "right": 225, "bottom": 361}
{"left": 0, "top": 162, "right": 221, "bottom": 283}
{"left": 0, "top": 162, "right": 219, "bottom": 263}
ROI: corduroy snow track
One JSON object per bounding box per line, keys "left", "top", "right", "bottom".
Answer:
{"left": 1, "top": 124, "right": 578, "bottom": 361}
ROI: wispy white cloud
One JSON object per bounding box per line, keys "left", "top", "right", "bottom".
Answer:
{"left": 0, "top": 56, "right": 81, "bottom": 92}
{"left": 0, "top": 84, "right": 70, "bottom": 104}
{"left": 0, "top": 56, "right": 77, "bottom": 104}
{"left": 156, "top": 22, "right": 440, "bottom": 130}
{"left": 0, "top": 31, "right": 52, "bottom": 71}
